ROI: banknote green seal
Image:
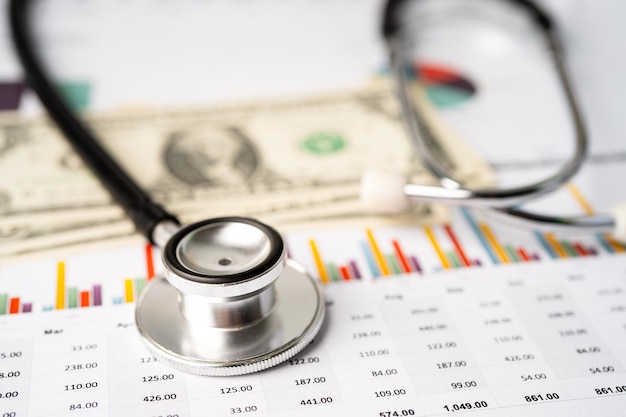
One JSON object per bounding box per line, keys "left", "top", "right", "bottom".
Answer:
{"left": 302, "top": 131, "right": 346, "bottom": 155}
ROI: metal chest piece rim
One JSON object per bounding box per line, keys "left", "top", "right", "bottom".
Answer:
{"left": 134, "top": 217, "right": 326, "bottom": 376}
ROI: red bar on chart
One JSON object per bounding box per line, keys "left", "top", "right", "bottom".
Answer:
{"left": 391, "top": 240, "right": 412, "bottom": 274}
{"left": 9, "top": 297, "right": 20, "bottom": 314}
{"left": 80, "top": 291, "right": 90, "bottom": 307}
{"left": 517, "top": 248, "right": 531, "bottom": 262}
{"left": 573, "top": 243, "right": 589, "bottom": 257}
{"left": 444, "top": 225, "right": 472, "bottom": 267}
{"left": 145, "top": 244, "right": 155, "bottom": 281}
{"left": 339, "top": 266, "right": 351, "bottom": 281}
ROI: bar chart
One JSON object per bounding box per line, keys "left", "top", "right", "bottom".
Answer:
{"left": 2, "top": 177, "right": 626, "bottom": 307}
{"left": 113, "top": 245, "right": 157, "bottom": 304}
{"left": 2, "top": 233, "right": 626, "bottom": 417}
{"left": 46, "top": 261, "right": 103, "bottom": 310}
{"left": 0, "top": 292, "right": 32, "bottom": 314}
{"left": 0, "top": 213, "right": 622, "bottom": 313}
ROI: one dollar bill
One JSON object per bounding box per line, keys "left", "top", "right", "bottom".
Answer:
{"left": 0, "top": 86, "right": 492, "bottom": 260}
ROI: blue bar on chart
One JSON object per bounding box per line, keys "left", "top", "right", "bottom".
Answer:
{"left": 461, "top": 208, "right": 540, "bottom": 264}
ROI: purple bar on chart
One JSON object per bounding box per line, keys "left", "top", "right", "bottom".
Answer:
{"left": 22, "top": 303, "right": 33, "bottom": 313}
{"left": 472, "top": 259, "right": 482, "bottom": 267}
{"left": 349, "top": 261, "right": 362, "bottom": 280}
{"left": 587, "top": 247, "right": 598, "bottom": 256}
{"left": 531, "top": 253, "right": 541, "bottom": 261}
{"left": 93, "top": 285, "right": 102, "bottom": 306}
{"left": 409, "top": 256, "right": 422, "bottom": 274}
{"left": 0, "top": 82, "right": 24, "bottom": 110}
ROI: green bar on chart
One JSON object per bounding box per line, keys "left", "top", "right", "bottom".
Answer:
{"left": 135, "top": 278, "right": 145, "bottom": 298}
{"left": 0, "top": 294, "right": 7, "bottom": 315}
{"left": 504, "top": 245, "right": 520, "bottom": 263}
{"left": 326, "top": 263, "right": 340, "bottom": 282}
{"left": 446, "top": 251, "right": 461, "bottom": 268}
{"left": 560, "top": 241, "right": 578, "bottom": 257}
{"left": 386, "top": 254, "right": 402, "bottom": 274}
{"left": 68, "top": 287, "right": 78, "bottom": 308}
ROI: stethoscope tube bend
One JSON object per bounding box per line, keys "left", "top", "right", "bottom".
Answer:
{"left": 364, "top": 0, "right": 626, "bottom": 241}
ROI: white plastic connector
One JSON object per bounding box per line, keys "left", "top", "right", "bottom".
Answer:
{"left": 360, "top": 170, "right": 409, "bottom": 214}
{"left": 610, "top": 203, "right": 626, "bottom": 243}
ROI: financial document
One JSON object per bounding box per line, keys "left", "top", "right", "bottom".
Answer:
{"left": 1, "top": 230, "right": 626, "bottom": 417}
{"left": 2, "top": 0, "right": 626, "bottom": 415}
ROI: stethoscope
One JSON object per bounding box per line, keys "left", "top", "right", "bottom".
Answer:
{"left": 8, "top": 0, "right": 626, "bottom": 377}
{"left": 9, "top": 0, "right": 325, "bottom": 376}
{"left": 362, "top": 0, "right": 626, "bottom": 243}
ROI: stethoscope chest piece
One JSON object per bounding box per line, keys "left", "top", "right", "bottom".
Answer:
{"left": 135, "top": 217, "right": 326, "bottom": 376}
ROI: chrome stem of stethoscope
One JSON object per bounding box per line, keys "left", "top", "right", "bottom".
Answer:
{"left": 152, "top": 220, "right": 182, "bottom": 249}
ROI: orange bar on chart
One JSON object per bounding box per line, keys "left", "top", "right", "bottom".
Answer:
{"left": 567, "top": 184, "right": 595, "bottom": 215}
{"left": 603, "top": 235, "right": 625, "bottom": 253}
{"left": 424, "top": 226, "right": 451, "bottom": 269}
{"left": 366, "top": 229, "right": 391, "bottom": 276}
{"left": 544, "top": 233, "right": 567, "bottom": 258}
{"left": 479, "top": 224, "right": 509, "bottom": 264}
{"left": 566, "top": 183, "right": 622, "bottom": 252}
{"left": 309, "top": 240, "right": 329, "bottom": 284}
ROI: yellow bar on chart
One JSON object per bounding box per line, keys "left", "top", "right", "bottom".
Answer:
{"left": 56, "top": 262, "right": 66, "bottom": 310}
{"left": 366, "top": 229, "right": 390, "bottom": 276}
{"left": 423, "top": 226, "right": 450, "bottom": 270}
{"left": 565, "top": 184, "right": 626, "bottom": 252}
{"left": 479, "top": 223, "right": 510, "bottom": 264}
{"left": 544, "top": 233, "right": 568, "bottom": 258}
{"left": 567, "top": 184, "right": 595, "bottom": 215}
{"left": 309, "top": 240, "right": 329, "bottom": 284}
{"left": 124, "top": 279, "right": 134, "bottom": 303}
{"left": 603, "top": 234, "right": 626, "bottom": 253}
